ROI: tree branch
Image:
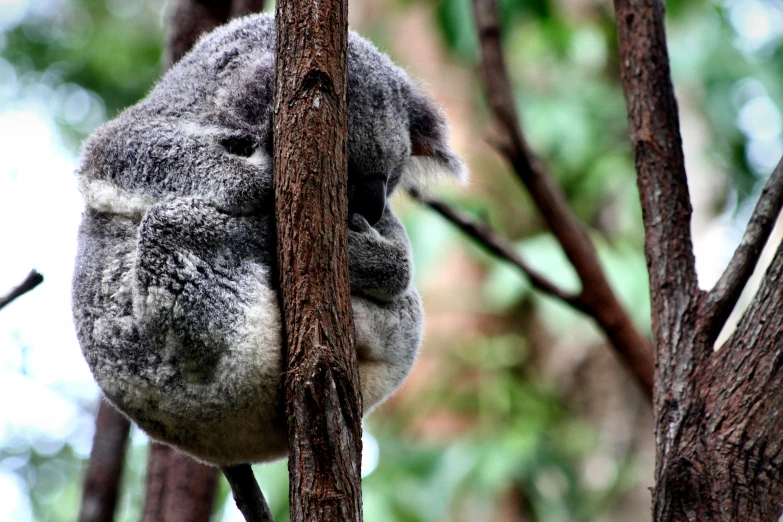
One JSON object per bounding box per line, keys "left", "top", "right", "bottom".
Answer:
{"left": 412, "top": 191, "right": 587, "bottom": 313}
{"left": 0, "top": 269, "right": 43, "bottom": 310}
{"left": 472, "top": 0, "right": 653, "bottom": 395}
{"left": 78, "top": 400, "right": 130, "bottom": 522}
{"left": 221, "top": 465, "right": 275, "bottom": 522}
{"left": 612, "top": 0, "right": 701, "bottom": 365}
{"left": 702, "top": 156, "right": 783, "bottom": 345}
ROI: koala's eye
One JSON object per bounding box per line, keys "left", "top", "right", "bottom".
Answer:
{"left": 349, "top": 178, "right": 387, "bottom": 226}
{"left": 220, "top": 136, "right": 256, "bottom": 157}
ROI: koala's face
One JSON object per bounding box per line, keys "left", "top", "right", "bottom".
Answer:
{"left": 344, "top": 76, "right": 408, "bottom": 227}
{"left": 343, "top": 38, "right": 465, "bottom": 227}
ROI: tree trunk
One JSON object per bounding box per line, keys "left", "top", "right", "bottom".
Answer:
{"left": 273, "top": 1, "right": 364, "bottom": 521}
{"left": 141, "top": 444, "right": 219, "bottom": 522}
{"left": 612, "top": 0, "right": 783, "bottom": 519}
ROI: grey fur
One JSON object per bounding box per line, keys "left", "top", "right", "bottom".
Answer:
{"left": 72, "top": 13, "right": 464, "bottom": 465}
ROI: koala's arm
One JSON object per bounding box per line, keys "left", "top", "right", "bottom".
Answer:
{"left": 135, "top": 196, "right": 419, "bottom": 415}
{"left": 348, "top": 210, "right": 423, "bottom": 410}
{"left": 133, "top": 197, "right": 275, "bottom": 378}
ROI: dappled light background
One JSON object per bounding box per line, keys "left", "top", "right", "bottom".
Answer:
{"left": 2, "top": 0, "right": 783, "bottom": 520}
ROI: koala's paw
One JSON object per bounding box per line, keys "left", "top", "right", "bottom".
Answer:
{"left": 348, "top": 214, "right": 412, "bottom": 301}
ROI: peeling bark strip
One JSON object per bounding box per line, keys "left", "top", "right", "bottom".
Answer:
{"left": 471, "top": 0, "right": 654, "bottom": 395}
{"left": 273, "top": 1, "right": 363, "bottom": 522}
{"left": 613, "top": 0, "right": 783, "bottom": 519}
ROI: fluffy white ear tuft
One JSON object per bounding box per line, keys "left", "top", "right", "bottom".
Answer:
{"left": 401, "top": 154, "right": 468, "bottom": 192}
{"left": 405, "top": 84, "right": 468, "bottom": 189}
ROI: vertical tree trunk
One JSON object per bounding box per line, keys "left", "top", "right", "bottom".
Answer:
{"left": 273, "top": 1, "right": 364, "bottom": 521}
{"left": 78, "top": 400, "right": 130, "bottom": 522}
{"left": 142, "top": 445, "right": 220, "bottom": 522}
{"left": 612, "top": 0, "right": 783, "bottom": 519}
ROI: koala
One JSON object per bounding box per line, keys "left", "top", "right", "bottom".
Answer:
{"left": 72, "top": 13, "right": 465, "bottom": 466}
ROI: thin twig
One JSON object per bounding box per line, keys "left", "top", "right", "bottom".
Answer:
{"left": 412, "top": 190, "right": 587, "bottom": 313}
{"left": 221, "top": 465, "right": 275, "bottom": 522}
{"left": 472, "top": 0, "right": 654, "bottom": 395}
{"left": 0, "top": 269, "right": 43, "bottom": 310}
{"left": 703, "top": 156, "right": 783, "bottom": 345}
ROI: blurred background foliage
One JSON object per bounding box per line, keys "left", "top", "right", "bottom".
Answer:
{"left": 1, "top": 0, "right": 782, "bottom": 520}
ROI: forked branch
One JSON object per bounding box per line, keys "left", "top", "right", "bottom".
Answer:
{"left": 611, "top": 0, "right": 783, "bottom": 518}
{"left": 702, "top": 156, "right": 783, "bottom": 345}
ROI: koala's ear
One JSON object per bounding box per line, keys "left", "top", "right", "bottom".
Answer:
{"left": 406, "top": 87, "right": 467, "bottom": 186}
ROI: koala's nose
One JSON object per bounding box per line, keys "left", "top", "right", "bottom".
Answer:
{"left": 348, "top": 178, "right": 387, "bottom": 227}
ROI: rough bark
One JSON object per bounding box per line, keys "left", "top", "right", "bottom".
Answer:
{"left": 613, "top": 0, "right": 783, "bottom": 519}
{"left": 141, "top": 444, "right": 219, "bottom": 522}
{"left": 273, "top": 1, "right": 363, "bottom": 521}
{"left": 78, "top": 400, "right": 130, "bottom": 522}
{"left": 471, "top": 0, "right": 654, "bottom": 395}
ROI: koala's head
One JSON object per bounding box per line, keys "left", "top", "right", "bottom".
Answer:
{"left": 158, "top": 14, "right": 464, "bottom": 225}
{"left": 344, "top": 36, "right": 466, "bottom": 226}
